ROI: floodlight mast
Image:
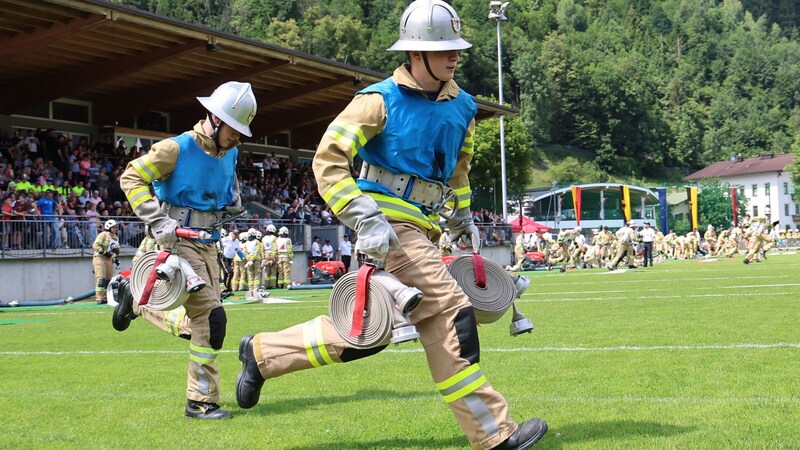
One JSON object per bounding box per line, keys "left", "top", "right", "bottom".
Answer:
{"left": 488, "top": 1, "right": 510, "bottom": 221}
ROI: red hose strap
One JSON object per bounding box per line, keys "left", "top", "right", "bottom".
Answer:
{"left": 472, "top": 253, "right": 486, "bottom": 288}
{"left": 350, "top": 264, "right": 376, "bottom": 337}
{"left": 139, "top": 250, "right": 170, "bottom": 306}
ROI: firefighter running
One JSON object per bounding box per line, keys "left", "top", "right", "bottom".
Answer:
{"left": 112, "top": 81, "right": 257, "bottom": 419}
{"left": 234, "top": 2, "right": 547, "bottom": 448}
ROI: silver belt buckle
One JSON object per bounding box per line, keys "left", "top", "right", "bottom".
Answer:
{"left": 430, "top": 187, "right": 456, "bottom": 216}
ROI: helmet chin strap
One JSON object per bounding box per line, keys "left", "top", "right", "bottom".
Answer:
{"left": 421, "top": 51, "right": 441, "bottom": 82}
{"left": 206, "top": 113, "right": 223, "bottom": 150}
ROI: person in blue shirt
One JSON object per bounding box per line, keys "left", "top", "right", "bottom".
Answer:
{"left": 36, "top": 189, "right": 61, "bottom": 248}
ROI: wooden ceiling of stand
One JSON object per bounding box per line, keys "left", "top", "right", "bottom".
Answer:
{"left": 0, "top": 0, "right": 515, "bottom": 148}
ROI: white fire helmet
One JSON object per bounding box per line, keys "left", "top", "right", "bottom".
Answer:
{"left": 196, "top": 81, "right": 257, "bottom": 137}
{"left": 388, "top": 0, "right": 472, "bottom": 52}
{"left": 279, "top": 226, "right": 289, "bottom": 236}
{"left": 104, "top": 219, "right": 118, "bottom": 231}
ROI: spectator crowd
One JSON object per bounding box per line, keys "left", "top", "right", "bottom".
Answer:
{"left": 0, "top": 127, "right": 341, "bottom": 251}
{"left": 1, "top": 127, "right": 513, "bottom": 252}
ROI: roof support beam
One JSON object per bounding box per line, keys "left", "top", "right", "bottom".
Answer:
{"left": 93, "top": 60, "right": 291, "bottom": 126}
{"left": 259, "top": 76, "right": 353, "bottom": 110}
{"left": 0, "top": 39, "right": 206, "bottom": 116}
{"left": 252, "top": 101, "right": 348, "bottom": 136}
{"left": 0, "top": 13, "right": 106, "bottom": 59}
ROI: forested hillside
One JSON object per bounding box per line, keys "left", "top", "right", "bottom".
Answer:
{"left": 114, "top": 0, "right": 800, "bottom": 188}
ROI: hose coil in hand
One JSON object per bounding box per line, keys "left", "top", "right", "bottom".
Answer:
{"left": 130, "top": 251, "right": 189, "bottom": 311}
{"left": 447, "top": 255, "right": 516, "bottom": 324}
{"left": 329, "top": 271, "right": 394, "bottom": 349}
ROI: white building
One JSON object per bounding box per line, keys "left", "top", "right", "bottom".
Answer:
{"left": 685, "top": 153, "right": 798, "bottom": 230}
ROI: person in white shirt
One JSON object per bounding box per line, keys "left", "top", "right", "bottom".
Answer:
{"left": 338, "top": 233, "right": 352, "bottom": 272}
{"left": 310, "top": 235, "right": 322, "bottom": 263}
{"left": 221, "top": 230, "right": 244, "bottom": 294}
{"left": 321, "top": 238, "right": 334, "bottom": 261}
{"left": 640, "top": 221, "right": 656, "bottom": 267}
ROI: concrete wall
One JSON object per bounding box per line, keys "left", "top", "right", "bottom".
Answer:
{"left": 0, "top": 255, "right": 133, "bottom": 303}
{"left": 1, "top": 245, "right": 512, "bottom": 303}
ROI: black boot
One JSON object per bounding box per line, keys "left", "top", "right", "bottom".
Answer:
{"left": 185, "top": 400, "right": 232, "bottom": 419}
{"left": 236, "top": 335, "right": 265, "bottom": 409}
{"left": 493, "top": 418, "right": 548, "bottom": 449}
{"left": 112, "top": 278, "right": 136, "bottom": 332}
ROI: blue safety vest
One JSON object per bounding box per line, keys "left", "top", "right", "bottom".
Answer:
{"left": 153, "top": 133, "right": 237, "bottom": 212}
{"left": 355, "top": 78, "right": 477, "bottom": 197}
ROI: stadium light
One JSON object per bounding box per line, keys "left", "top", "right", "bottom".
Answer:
{"left": 488, "top": 1, "right": 510, "bottom": 221}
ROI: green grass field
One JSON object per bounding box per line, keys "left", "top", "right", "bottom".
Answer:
{"left": 2, "top": 253, "right": 799, "bottom": 449}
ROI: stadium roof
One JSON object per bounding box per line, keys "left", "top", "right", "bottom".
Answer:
{"left": 684, "top": 153, "right": 794, "bottom": 181}
{"left": 0, "top": 0, "right": 515, "bottom": 148}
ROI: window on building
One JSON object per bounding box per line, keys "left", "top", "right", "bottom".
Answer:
{"left": 786, "top": 204, "right": 790, "bottom": 216}
{"left": 753, "top": 205, "right": 758, "bottom": 216}
{"left": 784, "top": 182, "right": 790, "bottom": 195}
{"left": 738, "top": 186, "right": 744, "bottom": 196}
{"left": 137, "top": 112, "right": 168, "bottom": 133}
{"left": 52, "top": 100, "right": 90, "bottom": 123}
{"left": 752, "top": 184, "right": 758, "bottom": 196}
{"left": 765, "top": 183, "right": 770, "bottom": 196}
{"left": 16, "top": 103, "right": 49, "bottom": 119}
{"left": 267, "top": 133, "right": 290, "bottom": 147}
{"left": 796, "top": 203, "right": 800, "bottom": 215}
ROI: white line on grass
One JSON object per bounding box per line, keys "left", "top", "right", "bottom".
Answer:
{"left": 514, "top": 395, "right": 800, "bottom": 404}
{"left": 532, "top": 275, "right": 788, "bottom": 287}
{"left": 521, "top": 291, "right": 796, "bottom": 302}
{"left": 526, "top": 282, "right": 800, "bottom": 297}
{"left": 4, "top": 342, "right": 799, "bottom": 356}
{"left": 3, "top": 390, "right": 796, "bottom": 405}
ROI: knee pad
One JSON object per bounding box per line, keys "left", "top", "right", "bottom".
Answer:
{"left": 97, "top": 278, "right": 110, "bottom": 289}
{"left": 208, "top": 306, "right": 227, "bottom": 350}
{"left": 454, "top": 307, "right": 480, "bottom": 364}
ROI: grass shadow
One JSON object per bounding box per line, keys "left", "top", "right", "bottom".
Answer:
{"left": 285, "top": 435, "right": 467, "bottom": 450}
{"left": 240, "top": 388, "right": 435, "bottom": 416}
{"left": 536, "top": 420, "right": 694, "bottom": 448}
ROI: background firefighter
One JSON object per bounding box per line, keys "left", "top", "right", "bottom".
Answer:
{"left": 92, "top": 219, "right": 120, "bottom": 304}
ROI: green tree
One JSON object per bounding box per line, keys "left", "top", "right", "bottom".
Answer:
{"left": 470, "top": 115, "right": 533, "bottom": 212}
{"left": 788, "top": 133, "right": 800, "bottom": 196}
{"left": 699, "top": 181, "right": 749, "bottom": 231}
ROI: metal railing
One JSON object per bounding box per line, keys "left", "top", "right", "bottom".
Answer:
{"left": 0, "top": 216, "right": 515, "bottom": 259}
{"left": 0, "top": 216, "right": 311, "bottom": 259}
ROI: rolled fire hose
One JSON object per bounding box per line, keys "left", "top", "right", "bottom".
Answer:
{"left": 329, "top": 269, "right": 422, "bottom": 349}
{"left": 446, "top": 255, "right": 517, "bottom": 324}
{"left": 129, "top": 251, "right": 190, "bottom": 311}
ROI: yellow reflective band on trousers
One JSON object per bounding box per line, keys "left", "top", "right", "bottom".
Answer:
{"left": 165, "top": 308, "right": 186, "bottom": 337}
{"left": 189, "top": 343, "right": 219, "bottom": 365}
{"left": 323, "top": 178, "right": 362, "bottom": 215}
{"left": 436, "top": 363, "right": 487, "bottom": 404}
{"left": 132, "top": 156, "right": 162, "bottom": 184}
{"left": 369, "top": 193, "right": 441, "bottom": 232}
{"left": 128, "top": 185, "right": 153, "bottom": 210}
{"left": 325, "top": 120, "right": 367, "bottom": 158}
{"left": 302, "top": 317, "right": 336, "bottom": 368}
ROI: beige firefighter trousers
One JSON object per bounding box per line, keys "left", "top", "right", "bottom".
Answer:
{"left": 93, "top": 255, "right": 114, "bottom": 302}
{"left": 131, "top": 240, "right": 224, "bottom": 404}
{"left": 251, "top": 223, "right": 518, "bottom": 449}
